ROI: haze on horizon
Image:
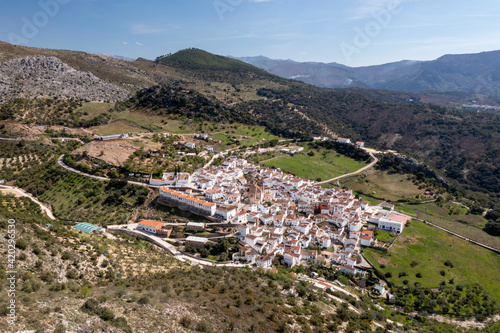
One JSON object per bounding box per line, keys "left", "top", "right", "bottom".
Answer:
{"left": 1, "top": 0, "right": 499, "bottom": 67}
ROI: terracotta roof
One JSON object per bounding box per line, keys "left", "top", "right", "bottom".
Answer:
{"left": 139, "top": 220, "right": 163, "bottom": 229}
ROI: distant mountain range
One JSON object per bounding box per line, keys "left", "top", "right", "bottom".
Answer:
{"left": 235, "top": 50, "right": 500, "bottom": 97}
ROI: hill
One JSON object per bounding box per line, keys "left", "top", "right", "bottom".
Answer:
{"left": 237, "top": 50, "right": 500, "bottom": 98}
{"left": 244, "top": 84, "right": 500, "bottom": 208}
{"left": 0, "top": 55, "right": 129, "bottom": 103}
{"left": 119, "top": 84, "right": 256, "bottom": 125}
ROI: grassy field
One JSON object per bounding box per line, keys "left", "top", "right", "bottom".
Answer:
{"left": 262, "top": 148, "right": 366, "bottom": 181}
{"left": 343, "top": 171, "right": 424, "bottom": 201}
{"left": 398, "top": 202, "right": 499, "bottom": 249}
{"left": 90, "top": 120, "right": 146, "bottom": 136}
{"left": 364, "top": 220, "right": 500, "bottom": 303}
{"left": 114, "top": 110, "right": 281, "bottom": 146}
{"left": 374, "top": 229, "right": 397, "bottom": 243}
{"left": 75, "top": 102, "right": 114, "bottom": 120}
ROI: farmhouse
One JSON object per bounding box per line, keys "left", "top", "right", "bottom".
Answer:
{"left": 137, "top": 220, "right": 164, "bottom": 234}
{"left": 337, "top": 138, "right": 351, "bottom": 144}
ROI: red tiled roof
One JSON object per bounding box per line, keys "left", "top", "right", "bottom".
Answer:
{"left": 139, "top": 220, "right": 163, "bottom": 229}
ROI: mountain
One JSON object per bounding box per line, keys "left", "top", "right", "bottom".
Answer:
{"left": 96, "top": 53, "right": 136, "bottom": 62}
{"left": 236, "top": 50, "right": 500, "bottom": 97}
{"left": 155, "top": 48, "right": 282, "bottom": 85}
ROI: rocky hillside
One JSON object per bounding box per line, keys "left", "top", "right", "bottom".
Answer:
{"left": 0, "top": 56, "right": 130, "bottom": 103}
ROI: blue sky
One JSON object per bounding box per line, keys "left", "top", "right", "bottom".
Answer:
{"left": 1, "top": 0, "right": 499, "bottom": 66}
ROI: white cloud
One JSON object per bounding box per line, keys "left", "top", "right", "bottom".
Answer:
{"left": 347, "top": 0, "right": 413, "bottom": 21}
{"left": 131, "top": 24, "right": 170, "bottom": 35}
{"left": 136, "top": 42, "right": 143, "bottom": 46}
{"left": 122, "top": 41, "right": 128, "bottom": 45}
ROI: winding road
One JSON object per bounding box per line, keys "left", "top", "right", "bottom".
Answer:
{"left": 315, "top": 150, "right": 379, "bottom": 185}
{"left": 0, "top": 185, "right": 55, "bottom": 220}
{"left": 57, "top": 155, "right": 161, "bottom": 188}
{"left": 107, "top": 223, "right": 248, "bottom": 267}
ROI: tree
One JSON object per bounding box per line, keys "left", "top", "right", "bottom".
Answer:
{"left": 108, "top": 169, "right": 118, "bottom": 179}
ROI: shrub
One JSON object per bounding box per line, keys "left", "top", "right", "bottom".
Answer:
{"left": 384, "top": 272, "right": 392, "bottom": 278}
{"left": 137, "top": 296, "right": 150, "bottom": 305}
{"left": 416, "top": 272, "right": 422, "bottom": 278}
{"left": 15, "top": 239, "right": 27, "bottom": 250}
{"left": 444, "top": 260, "right": 454, "bottom": 268}
{"left": 180, "top": 316, "right": 191, "bottom": 328}
{"left": 398, "top": 271, "right": 407, "bottom": 278}
{"left": 196, "top": 320, "right": 210, "bottom": 332}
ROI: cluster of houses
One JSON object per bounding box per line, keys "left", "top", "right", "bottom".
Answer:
{"left": 234, "top": 195, "right": 409, "bottom": 274}
{"left": 337, "top": 137, "right": 364, "bottom": 147}
{"left": 148, "top": 156, "right": 411, "bottom": 275}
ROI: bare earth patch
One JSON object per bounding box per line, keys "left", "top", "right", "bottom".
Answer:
{"left": 72, "top": 139, "right": 137, "bottom": 166}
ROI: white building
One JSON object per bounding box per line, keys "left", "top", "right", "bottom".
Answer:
{"left": 137, "top": 220, "right": 163, "bottom": 234}
{"left": 215, "top": 205, "right": 238, "bottom": 221}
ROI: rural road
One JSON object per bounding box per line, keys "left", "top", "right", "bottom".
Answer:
{"left": 57, "top": 155, "right": 161, "bottom": 188}
{"left": 0, "top": 185, "right": 55, "bottom": 220}
{"left": 315, "top": 150, "right": 379, "bottom": 185}
{"left": 107, "top": 224, "right": 248, "bottom": 268}
{"left": 0, "top": 136, "right": 83, "bottom": 144}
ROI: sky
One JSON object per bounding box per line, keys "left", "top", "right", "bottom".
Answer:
{"left": 1, "top": 0, "right": 499, "bottom": 67}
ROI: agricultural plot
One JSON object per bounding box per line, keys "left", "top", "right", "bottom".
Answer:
{"left": 364, "top": 220, "right": 500, "bottom": 304}
{"left": 262, "top": 148, "right": 366, "bottom": 181}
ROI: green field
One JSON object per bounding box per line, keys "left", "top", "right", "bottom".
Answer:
{"left": 364, "top": 220, "right": 500, "bottom": 303}
{"left": 75, "top": 102, "right": 114, "bottom": 120}
{"left": 114, "top": 110, "right": 281, "bottom": 145}
{"left": 373, "top": 229, "right": 397, "bottom": 243}
{"left": 90, "top": 120, "right": 146, "bottom": 136}
{"left": 397, "top": 202, "right": 499, "bottom": 249}
{"left": 262, "top": 148, "right": 366, "bottom": 181}
{"left": 343, "top": 171, "right": 424, "bottom": 201}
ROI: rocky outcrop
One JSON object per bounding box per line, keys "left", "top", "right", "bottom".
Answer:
{"left": 0, "top": 55, "right": 130, "bottom": 103}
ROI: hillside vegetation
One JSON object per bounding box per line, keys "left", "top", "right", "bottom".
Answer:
{"left": 2, "top": 192, "right": 497, "bottom": 332}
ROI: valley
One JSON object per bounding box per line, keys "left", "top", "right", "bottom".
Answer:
{"left": 0, "top": 42, "right": 499, "bottom": 333}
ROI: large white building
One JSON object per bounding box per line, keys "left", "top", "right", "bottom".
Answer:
{"left": 160, "top": 188, "right": 216, "bottom": 216}
{"left": 374, "top": 212, "right": 412, "bottom": 233}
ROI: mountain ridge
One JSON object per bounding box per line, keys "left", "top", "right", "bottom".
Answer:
{"left": 235, "top": 49, "right": 500, "bottom": 97}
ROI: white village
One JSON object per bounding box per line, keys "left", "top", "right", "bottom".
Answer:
{"left": 114, "top": 153, "right": 412, "bottom": 283}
